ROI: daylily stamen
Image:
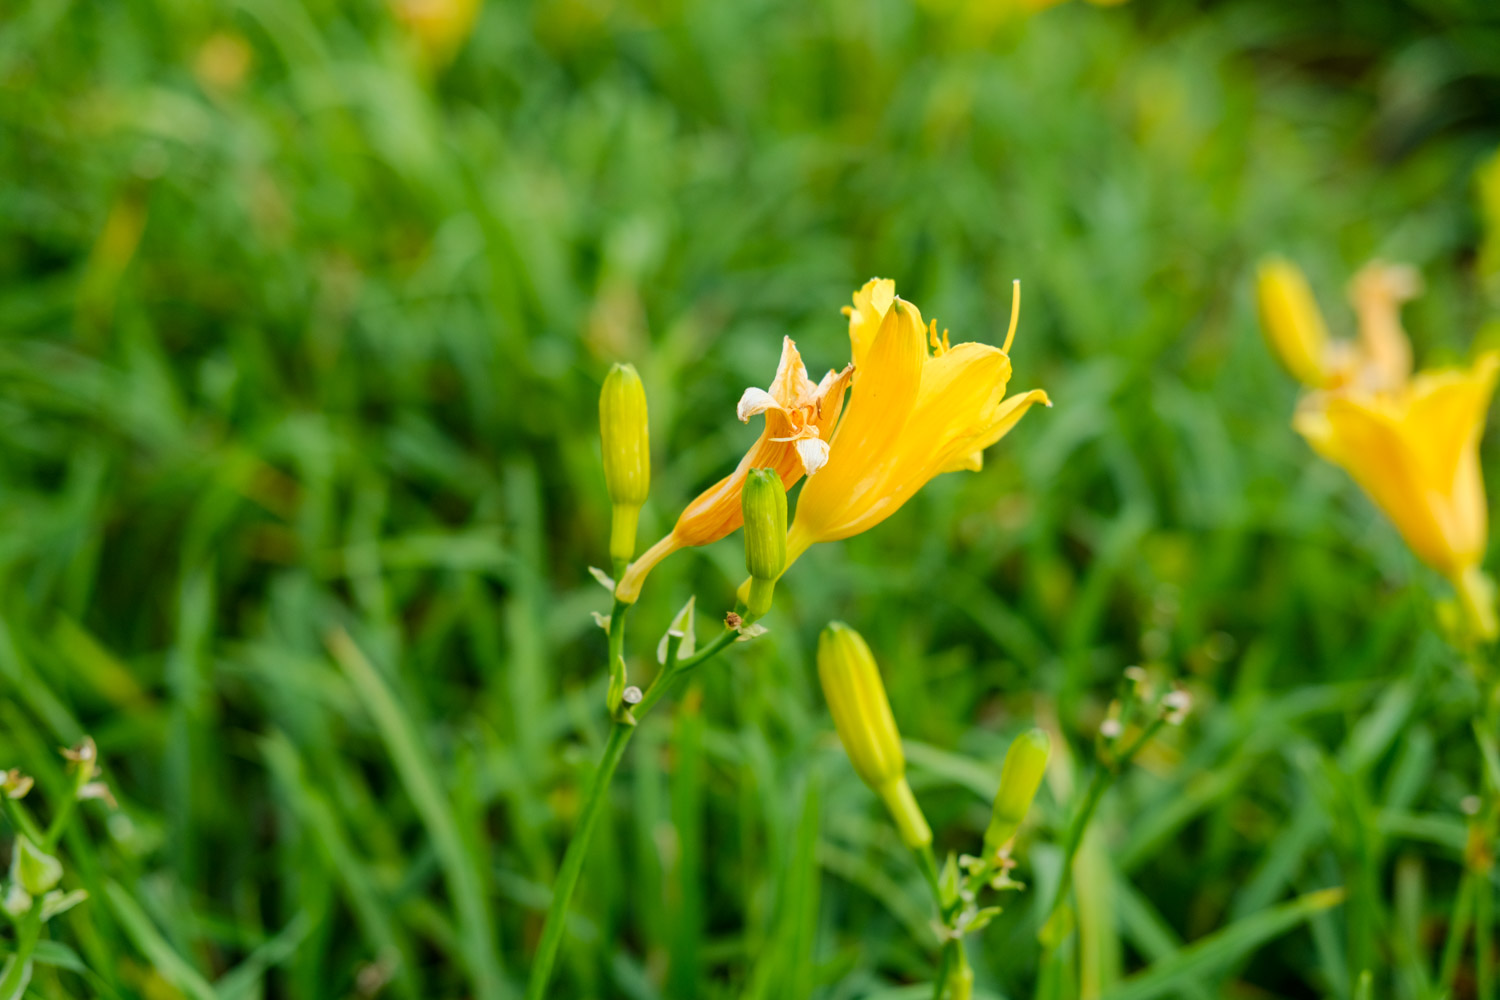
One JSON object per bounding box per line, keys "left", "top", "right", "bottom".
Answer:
{"left": 1003, "top": 280, "right": 1020, "bottom": 355}
{"left": 1258, "top": 255, "right": 1500, "bottom": 640}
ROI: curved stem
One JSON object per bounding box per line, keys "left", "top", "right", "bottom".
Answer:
{"left": 524, "top": 721, "right": 634, "bottom": 1000}
{"left": 932, "top": 939, "right": 972, "bottom": 1000}
{"left": 526, "top": 619, "right": 745, "bottom": 997}
{"left": 916, "top": 843, "right": 943, "bottom": 913}
{"left": 1040, "top": 718, "right": 1166, "bottom": 939}
{"left": 0, "top": 911, "right": 39, "bottom": 998}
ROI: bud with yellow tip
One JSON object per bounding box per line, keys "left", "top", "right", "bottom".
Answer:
{"left": 599, "top": 364, "right": 650, "bottom": 568}
{"left": 1257, "top": 257, "right": 1333, "bottom": 388}
{"left": 982, "top": 728, "right": 1050, "bottom": 856}
{"left": 741, "top": 469, "right": 786, "bottom": 620}
{"left": 817, "top": 622, "right": 931, "bottom": 848}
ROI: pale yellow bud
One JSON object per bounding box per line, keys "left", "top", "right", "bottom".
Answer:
{"left": 983, "top": 728, "right": 1050, "bottom": 855}
{"left": 599, "top": 364, "right": 650, "bottom": 566}
{"left": 1257, "top": 257, "right": 1332, "bottom": 388}
{"left": 817, "top": 622, "right": 930, "bottom": 848}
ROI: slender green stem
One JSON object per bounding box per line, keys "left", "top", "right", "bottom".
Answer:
{"left": 676, "top": 627, "right": 741, "bottom": 674}
{"left": 526, "top": 618, "right": 745, "bottom": 997}
{"left": 605, "top": 599, "right": 628, "bottom": 718}
{"left": 1439, "top": 871, "right": 1474, "bottom": 992}
{"left": 916, "top": 838, "right": 964, "bottom": 999}
{"left": 1479, "top": 859, "right": 1495, "bottom": 1000}
{"left": 1040, "top": 718, "right": 1166, "bottom": 937}
{"left": 932, "top": 940, "right": 956, "bottom": 1000}
{"left": 0, "top": 795, "right": 42, "bottom": 846}
{"left": 917, "top": 843, "right": 943, "bottom": 913}
{"left": 43, "top": 748, "right": 94, "bottom": 851}
{"left": 525, "top": 721, "right": 635, "bottom": 1000}
{"left": 0, "top": 911, "right": 40, "bottom": 997}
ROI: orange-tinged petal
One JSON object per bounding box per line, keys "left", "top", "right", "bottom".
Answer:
{"left": 616, "top": 337, "right": 852, "bottom": 602}
{"left": 1349, "top": 261, "right": 1417, "bottom": 391}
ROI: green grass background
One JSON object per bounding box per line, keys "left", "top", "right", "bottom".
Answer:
{"left": 4, "top": 0, "right": 1500, "bottom": 996}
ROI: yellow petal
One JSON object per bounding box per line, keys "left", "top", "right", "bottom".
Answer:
{"left": 1257, "top": 257, "right": 1333, "bottom": 388}
{"left": 1295, "top": 381, "right": 1488, "bottom": 579}
{"left": 939, "top": 388, "right": 1051, "bottom": 473}
{"left": 1401, "top": 353, "right": 1500, "bottom": 487}
{"left": 800, "top": 297, "right": 927, "bottom": 540}
{"left": 847, "top": 278, "right": 897, "bottom": 375}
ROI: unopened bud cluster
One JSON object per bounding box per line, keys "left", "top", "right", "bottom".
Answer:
{"left": 1, "top": 739, "right": 109, "bottom": 925}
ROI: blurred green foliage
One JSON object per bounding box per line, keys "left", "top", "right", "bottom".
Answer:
{"left": 3, "top": 0, "right": 1500, "bottom": 996}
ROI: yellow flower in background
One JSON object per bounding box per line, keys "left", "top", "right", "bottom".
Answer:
{"left": 392, "top": 0, "right": 482, "bottom": 68}
{"left": 785, "top": 279, "right": 1050, "bottom": 568}
{"left": 1257, "top": 258, "right": 1336, "bottom": 388}
{"left": 1296, "top": 355, "right": 1500, "bottom": 634}
{"left": 1259, "top": 255, "right": 1500, "bottom": 638}
{"left": 616, "top": 339, "right": 853, "bottom": 602}
{"left": 1257, "top": 257, "right": 1418, "bottom": 393}
{"left": 193, "top": 32, "right": 254, "bottom": 98}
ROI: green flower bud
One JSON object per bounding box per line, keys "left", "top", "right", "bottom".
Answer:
{"left": 818, "top": 622, "right": 931, "bottom": 848}
{"left": 600, "top": 363, "right": 650, "bottom": 566}
{"left": 983, "top": 728, "right": 1051, "bottom": 855}
{"left": 11, "top": 836, "right": 62, "bottom": 896}
{"left": 741, "top": 468, "right": 787, "bottom": 620}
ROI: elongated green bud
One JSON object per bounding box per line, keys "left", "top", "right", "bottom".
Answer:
{"left": 599, "top": 364, "right": 650, "bottom": 566}
{"left": 818, "top": 622, "right": 931, "bottom": 848}
{"left": 11, "top": 836, "right": 62, "bottom": 896}
{"left": 983, "top": 728, "right": 1050, "bottom": 855}
{"left": 741, "top": 468, "right": 787, "bottom": 620}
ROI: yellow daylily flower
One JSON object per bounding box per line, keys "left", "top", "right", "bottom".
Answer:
{"left": 616, "top": 338, "right": 852, "bottom": 602}
{"left": 1259, "top": 255, "right": 1500, "bottom": 638}
{"left": 392, "top": 0, "right": 482, "bottom": 68}
{"left": 1295, "top": 354, "right": 1500, "bottom": 635}
{"left": 784, "top": 279, "right": 1050, "bottom": 567}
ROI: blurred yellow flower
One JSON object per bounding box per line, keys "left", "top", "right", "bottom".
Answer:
{"left": 193, "top": 32, "right": 253, "bottom": 97}
{"left": 1257, "top": 257, "right": 1417, "bottom": 393}
{"left": 392, "top": 0, "right": 482, "bottom": 68}
{"left": 1257, "top": 257, "right": 1335, "bottom": 388}
{"left": 784, "top": 279, "right": 1049, "bottom": 567}
{"left": 1296, "top": 355, "right": 1500, "bottom": 635}
{"left": 1260, "top": 256, "right": 1500, "bottom": 638}
{"left": 616, "top": 338, "right": 852, "bottom": 602}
